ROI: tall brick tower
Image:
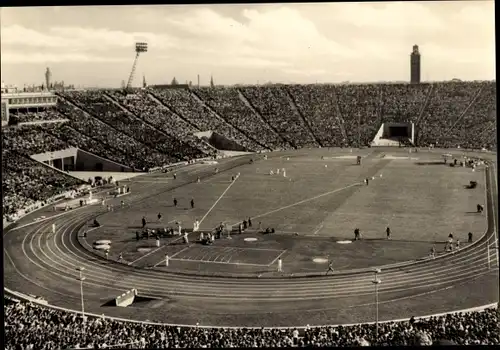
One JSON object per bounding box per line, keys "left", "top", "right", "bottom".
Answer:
{"left": 410, "top": 45, "right": 421, "bottom": 84}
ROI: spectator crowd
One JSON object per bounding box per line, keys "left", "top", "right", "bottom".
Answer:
{"left": 2, "top": 149, "right": 85, "bottom": 217}
{"left": 4, "top": 297, "right": 499, "bottom": 349}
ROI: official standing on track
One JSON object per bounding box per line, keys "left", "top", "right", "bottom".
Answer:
{"left": 277, "top": 258, "right": 283, "bottom": 272}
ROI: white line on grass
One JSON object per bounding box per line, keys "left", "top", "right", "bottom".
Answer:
{"left": 153, "top": 246, "right": 191, "bottom": 267}
{"left": 198, "top": 176, "right": 239, "bottom": 226}
{"left": 83, "top": 225, "right": 103, "bottom": 235}
{"left": 267, "top": 250, "right": 288, "bottom": 266}
{"left": 199, "top": 245, "right": 284, "bottom": 252}
{"left": 313, "top": 223, "right": 324, "bottom": 235}
{"left": 128, "top": 234, "right": 191, "bottom": 266}
{"left": 230, "top": 182, "right": 362, "bottom": 227}
{"left": 169, "top": 257, "right": 269, "bottom": 267}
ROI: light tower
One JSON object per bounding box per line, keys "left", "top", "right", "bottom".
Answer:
{"left": 126, "top": 42, "right": 148, "bottom": 90}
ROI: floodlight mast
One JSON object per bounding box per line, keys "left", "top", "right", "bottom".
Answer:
{"left": 126, "top": 42, "right": 148, "bottom": 91}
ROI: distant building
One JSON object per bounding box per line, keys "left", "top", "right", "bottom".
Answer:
{"left": 45, "top": 68, "right": 52, "bottom": 91}
{"left": 1, "top": 90, "right": 58, "bottom": 127}
{"left": 410, "top": 45, "right": 421, "bottom": 84}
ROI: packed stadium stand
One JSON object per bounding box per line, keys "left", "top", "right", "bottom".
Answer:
{"left": 4, "top": 297, "right": 498, "bottom": 348}
{"left": 2, "top": 81, "right": 497, "bottom": 348}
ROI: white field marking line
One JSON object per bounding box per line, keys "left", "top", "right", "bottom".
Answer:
{"left": 229, "top": 182, "right": 361, "bottom": 227}
{"left": 127, "top": 232, "right": 192, "bottom": 266}
{"left": 213, "top": 247, "right": 234, "bottom": 262}
{"left": 85, "top": 226, "right": 102, "bottom": 234}
{"left": 32, "top": 201, "right": 496, "bottom": 292}
{"left": 115, "top": 192, "right": 131, "bottom": 198}
{"left": 219, "top": 248, "right": 240, "bottom": 263}
{"left": 198, "top": 247, "right": 221, "bottom": 261}
{"left": 313, "top": 223, "right": 324, "bottom": 235}
{"left": 198, "top": 245, "right": 284, "bottom": 252}
{"left": 153, "top": 246, "right": 191, "bottom": 267}
{"left": 169, "top": 257, "right": 269, "bottom": 267}
{"left": 268, "top": 250, "right": 288, "bottom": 266}
{"left": 187, "top": 247, "right": 206, "bottom": 261}
{"left": 120, "top": 180, "right": 171, "bottom": 183}
{"left": 169, "top": 246, "right": 191, "bottom": 259}
{"left": 45, "top": 209, "right": 494, "bottom": 289}
{"left": 198, "top": 176, "right": 239, "bottom": 226}
{"left": 205, "top": 248, "right": 234, "bottom": 261}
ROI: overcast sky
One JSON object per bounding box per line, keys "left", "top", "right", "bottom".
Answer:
{"left": 0, "top": 1, "right": 495, "bottom": 87}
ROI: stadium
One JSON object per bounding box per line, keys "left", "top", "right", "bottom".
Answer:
{"left": 2, "top": 5, "right": 499, "bottom": 349}
{"left": 3, "top": 78, "right": 499, "bottom": 347}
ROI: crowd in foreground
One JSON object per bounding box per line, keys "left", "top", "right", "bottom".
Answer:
{"left": 4, "top": 297, "right": 498, "bottom": 349}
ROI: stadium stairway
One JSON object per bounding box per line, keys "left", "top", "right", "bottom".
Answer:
{"left": 189, "top": 89, "right": 271, "bottom": 151}
{"left": 282, "top": 88, "right": 322, "bottom": 147}
{"left": 445, "top": 85, "right": 486, "bottom": 137}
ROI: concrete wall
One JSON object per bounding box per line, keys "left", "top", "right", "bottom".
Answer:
{"left": 31, "top": 147, "right": 78, "bottom": 163}
{"left": 68, "top": 171, "right": 145, "bottom": 182}
{"left": 194, "top": 131, "right": 213, "bottom": 139}
{"left": 75, "top": 149, "right": 133, "bottom": 172}
{"left": 31, "top": 147, "right": 133, "bottom": 172}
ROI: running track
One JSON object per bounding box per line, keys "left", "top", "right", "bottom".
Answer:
{"left": 3, "top": 152, "right": 499, "bottom": 327}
